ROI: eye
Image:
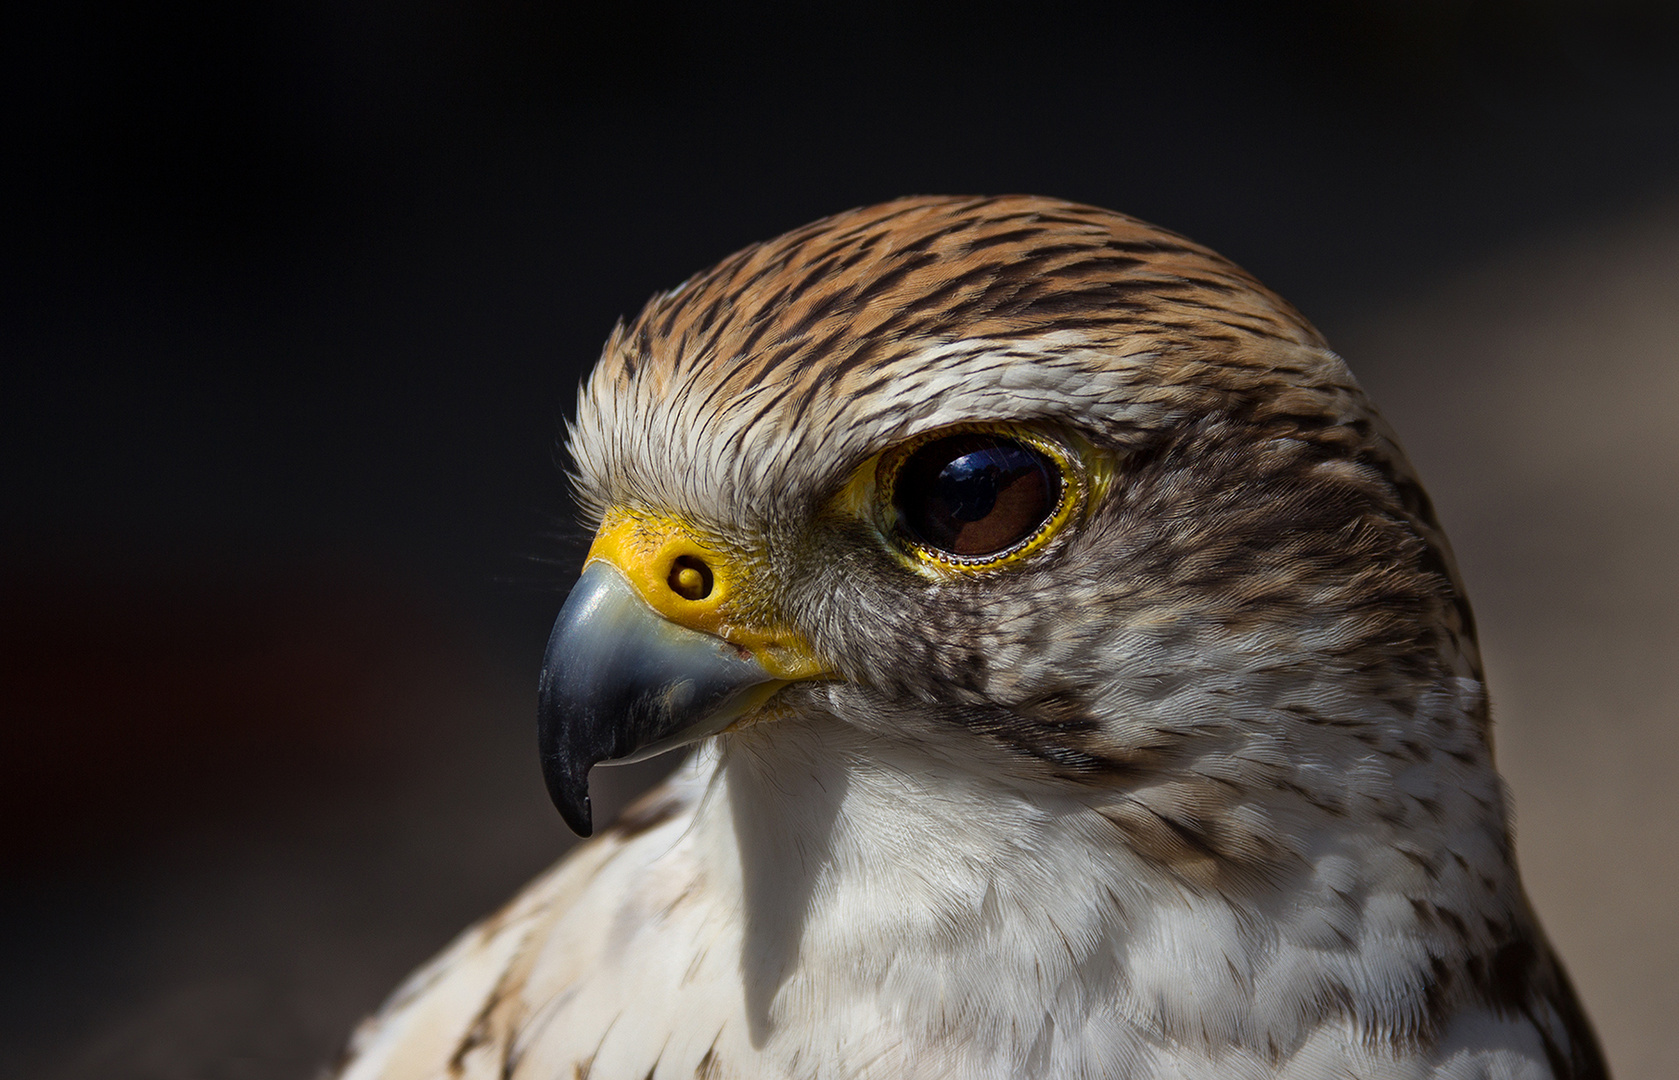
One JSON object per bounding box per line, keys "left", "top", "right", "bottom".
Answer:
{"left": 893, "top": 433, "right": 1065, "bottom": 561}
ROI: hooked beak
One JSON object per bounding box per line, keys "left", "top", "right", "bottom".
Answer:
{"left": 537, "top": 561, "right": 787, "bottom": 836}
{"left": 538, "top": 511, "right": 830, "bottom": 836}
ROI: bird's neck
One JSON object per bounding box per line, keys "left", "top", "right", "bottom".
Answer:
{"left": 690, "top": 705, "right": 1527, "bottom": 1069}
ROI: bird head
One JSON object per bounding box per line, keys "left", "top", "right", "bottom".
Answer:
{"left": 540, "top": 194, "right": 1495, "bottom": 900}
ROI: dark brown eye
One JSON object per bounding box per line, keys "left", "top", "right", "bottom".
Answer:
{"left": 894, "top": 434, "right": 1062, "bottom": 560}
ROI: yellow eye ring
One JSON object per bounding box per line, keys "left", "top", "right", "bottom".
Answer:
{"left": 875, "top": 424, "right": 1085, "bottom": 573}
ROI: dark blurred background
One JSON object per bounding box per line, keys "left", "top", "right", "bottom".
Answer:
{"left": 4, "top": 3, "right": 1677, "bottom": 1077}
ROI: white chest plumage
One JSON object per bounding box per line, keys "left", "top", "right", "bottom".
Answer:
{"left": 340, "top": 737, "right": 1559, "bottom": 1080}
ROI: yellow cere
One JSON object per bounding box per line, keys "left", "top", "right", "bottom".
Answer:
{"left": 585, "top": 510, "right": 831, "bottom": 681}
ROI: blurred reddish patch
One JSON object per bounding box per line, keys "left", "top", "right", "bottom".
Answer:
{"left": 0, "top": 558, "right": 469, "bottom": 865}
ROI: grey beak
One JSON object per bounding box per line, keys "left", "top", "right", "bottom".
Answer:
{"left": 537, "top": 560, "right": 783, "bottom": 836}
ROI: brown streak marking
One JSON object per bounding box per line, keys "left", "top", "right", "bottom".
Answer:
{"left": 962, "top": 225, "right": 1049, "bottom": 251}
{"left": 777, "top": 252, "right": 846, "bottom": 311}
{"left": 694, "top": 1039, "right": 725, "bottom": 1080}
{"left": 844, "top": 250, "right": 942, "bottom": 308}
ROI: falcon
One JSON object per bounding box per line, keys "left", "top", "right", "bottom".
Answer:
{"left": 334, "top": 196, "right": 1607, "bottom": 1079}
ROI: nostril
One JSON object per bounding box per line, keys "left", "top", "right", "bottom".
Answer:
{"left": 668, "top": 555, "right": 714, "bottom": 601}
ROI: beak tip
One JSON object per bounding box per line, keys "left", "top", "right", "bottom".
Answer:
{"left": 561, "top": 799, "right": 594, "bottom": 838}
{"left": 540, "top": 752, "right": 595, "bottom": 837}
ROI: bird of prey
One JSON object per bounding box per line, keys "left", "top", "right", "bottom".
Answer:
{"left": 334, "top": 196, "right": 1607, "bottom": 1079}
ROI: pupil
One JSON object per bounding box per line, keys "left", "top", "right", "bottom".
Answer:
{"left": 939, "top": 450, "right": 1012, "bottom": 521}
